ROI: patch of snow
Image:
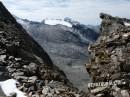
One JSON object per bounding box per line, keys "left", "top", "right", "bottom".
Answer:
{"left": 123, "top": 33, "right": 129, "bottom": 37}
{"left": 44, "top": 19, "right": 72, "bottom": 27}
{"left": 0, "top": 79, "right": 27, "bottom": 97}
{"left": 17, "top": 19, "right": 26, "bottom": 25}
{"left": 124, "top": 22, "right": 130, "bottom": 26}
{"left": 71, "top": 28, "right": 91, "bottom": 43}
{"left": 17, "top": 19, "right": 30, "bottom": 29}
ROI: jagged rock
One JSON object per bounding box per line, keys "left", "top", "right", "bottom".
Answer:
{"left": 86, "top": 13, "right": 130, "bottom": 97}
{"left": 28, "top": 62, "right": 37, "bottom": 74}
{"left": 28, "top": 76, "right": 37, "bottom": 83}
{"left": 0, "top": 55, "right": 6, "bottom": 63}
{"left": 42, "top": 86, "right": 51, "bottom": 95}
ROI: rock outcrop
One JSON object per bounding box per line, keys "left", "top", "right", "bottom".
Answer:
{"left": 0, "top": 2, "right": 86, "bottom": 97}
{"left": 86, "top": 13, "right": 130, "bottom": 97}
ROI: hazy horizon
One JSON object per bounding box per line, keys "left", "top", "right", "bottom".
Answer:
{"left": 1, "top": 0, "right": 130, "bottom": 25}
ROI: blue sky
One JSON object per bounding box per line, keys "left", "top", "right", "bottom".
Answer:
{"left": 1, "top": 0, "right": 130, "bottom": 25}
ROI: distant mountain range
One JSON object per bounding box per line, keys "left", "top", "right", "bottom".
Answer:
{"left": 15, "top": 16, "right": 100, "bottom": 91}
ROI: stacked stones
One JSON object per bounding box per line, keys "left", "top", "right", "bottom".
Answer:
{"left": 86, "top": 13, "right": 130, "bottom": 97}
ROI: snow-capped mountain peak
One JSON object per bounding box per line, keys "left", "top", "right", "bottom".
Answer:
{"left": 44, "top": 19, "right": 72, "bottom": 27}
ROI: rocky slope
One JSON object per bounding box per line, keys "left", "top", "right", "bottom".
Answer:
{"left": 86, "top": 13, "right": 130, "bottom": 97}
{"left": 16, "top": 17, "right": 99, "bottom": 91}
{"left": 0, "top": 2, "right": 87, "bottom": 97}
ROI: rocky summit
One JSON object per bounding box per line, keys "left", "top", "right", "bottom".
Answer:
{"left": 86, "top": 13, "right": 130, "bottom": 97}
{"left": 0, "top": 2, "right": 86, "bottom": 97}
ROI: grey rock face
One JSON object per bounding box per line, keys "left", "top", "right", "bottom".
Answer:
{"left": 0, "top": 87, "right": 6, "bottom": 97}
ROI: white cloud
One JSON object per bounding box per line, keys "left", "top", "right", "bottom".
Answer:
{"left": 1, "top": 0, "right": 130, "bottom": 25}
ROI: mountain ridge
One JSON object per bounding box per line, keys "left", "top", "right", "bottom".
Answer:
{"left": 0, "top": 2, "right": 87, "bottom": 97}
{"left": 16, "top": 16, "right": 100, "bottom": 91}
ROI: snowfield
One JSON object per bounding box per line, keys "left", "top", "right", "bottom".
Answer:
{"left": 124, "top": 22, "right": 130, "bottom": 26}
{"left": 17, "top": 19, "right": 30, "bottom": 29}
{"left": 44, "top": 19, "right": 72, "bottom": 27}
{"left": 0, "top": 79, "right": 27, "bottom": 97}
